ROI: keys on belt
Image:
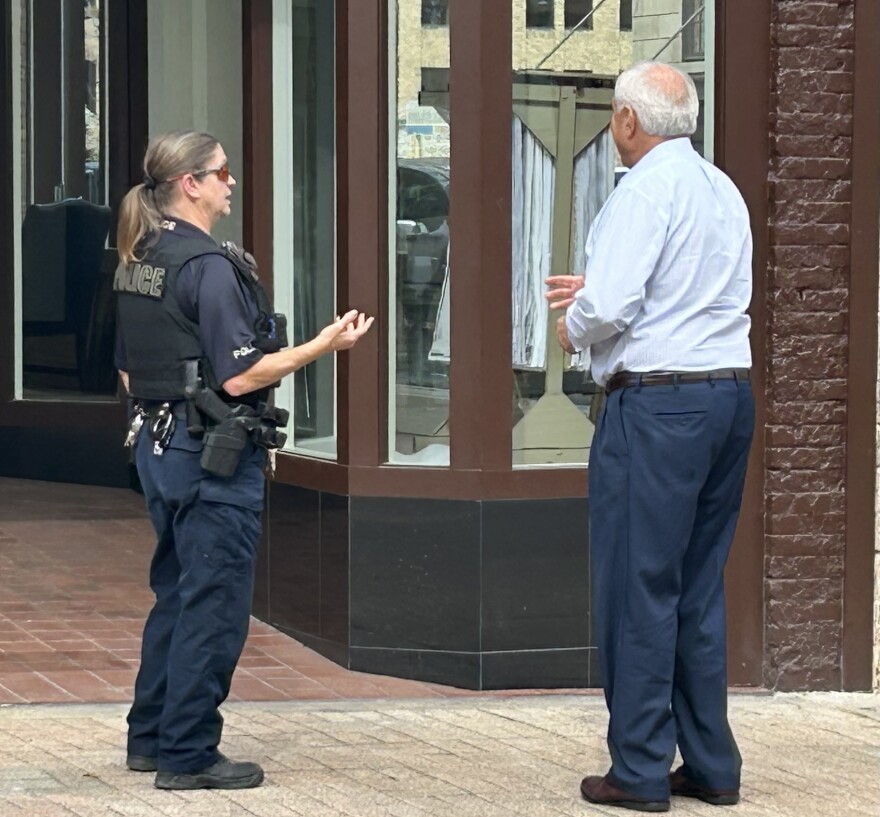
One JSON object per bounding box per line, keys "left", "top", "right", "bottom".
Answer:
{"left": 148, "top": 402, "right": 176, "bottom": 456}
{"left": 125, "top": 402, "right": 178, "bottom": 456}
{"left": 124, "top": 408, "right": 146, "bottom": 448}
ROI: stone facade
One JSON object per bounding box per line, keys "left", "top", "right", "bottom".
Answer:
{"left": 396, "top": 1, "right": 631, "bottom": 159}
{"left": 510, "top": 0, "right": 633, "bottom": 74}
{"left": 631, "top": 0, "right": 696, "bottom": 65}
{"left": 397, "top": 0, "right": 633, "bottom": 110}
{"left": 765, "top": 0, "right": 855, "bottom": 691}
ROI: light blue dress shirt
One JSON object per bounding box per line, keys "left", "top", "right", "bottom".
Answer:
{"left": 565, "top": 137, "right": 753, "bottom": 387}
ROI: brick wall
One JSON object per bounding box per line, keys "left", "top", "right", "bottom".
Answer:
{"left": 765, "top": 0, "right": 854, "bottom": 690}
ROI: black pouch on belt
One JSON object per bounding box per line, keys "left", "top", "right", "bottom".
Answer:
{"left": 200, "top": 418, "right": 249, "bottom": 478}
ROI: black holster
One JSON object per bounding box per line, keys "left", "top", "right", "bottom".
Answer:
{"left": 200, "top": 416, "right": 252, "bottom": 478}
{"left": 183, "top": 363, "right": 289, "bottom": 477}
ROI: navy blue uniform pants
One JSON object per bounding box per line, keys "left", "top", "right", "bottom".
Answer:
{"left": 127, "top": 419, "right": 266, "bottom": 773}
{"left": 589, "top": 377, "right": 754, "bottom": 801}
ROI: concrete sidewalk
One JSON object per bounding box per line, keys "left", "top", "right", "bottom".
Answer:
{"left": 0, "top": 692, "right": 877, "bottom": 817}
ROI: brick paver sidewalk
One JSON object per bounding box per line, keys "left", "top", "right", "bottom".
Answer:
{"left": 0, "top": 692, "right": 877, "bottom": 817}
{"left": 0, "top": 477, "right": 517, "bottom": 704}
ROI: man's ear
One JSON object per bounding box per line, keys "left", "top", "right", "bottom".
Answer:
{"left": 623, "top": 106, "right": 638, "bottom": 139}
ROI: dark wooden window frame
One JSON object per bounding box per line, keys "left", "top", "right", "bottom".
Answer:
{"left": 843, "top": 0, "right": 879, "bottom": 691}
{"left": 0, "top": 0, "right": 145, "bottom": 430}
{"left": 266, "top": 0, "right": 776, "bottom": 687}
{"left": 266, "top": 0, "right": 775, "bottom": 520}
{"left": 713, "top": 0, "right": 770, "bottom": 687}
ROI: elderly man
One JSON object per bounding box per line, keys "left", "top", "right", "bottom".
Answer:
{"left": 547, "top": 62, "right": 753, "bottom": 812}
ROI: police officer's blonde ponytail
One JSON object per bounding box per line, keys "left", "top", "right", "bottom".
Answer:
{"left": 117, "top": 131, "right": 220, "bottom": 265}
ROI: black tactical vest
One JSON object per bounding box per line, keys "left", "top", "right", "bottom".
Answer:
{"left": 114, "top": 227, "right": 281, "bottom": 402}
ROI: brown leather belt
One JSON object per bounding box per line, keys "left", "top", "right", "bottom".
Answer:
{"left": 605, "top": 368, "right": 750, "bottom": 394}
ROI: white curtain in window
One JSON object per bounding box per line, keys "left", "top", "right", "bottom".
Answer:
{"left": 572, "top": 126, "right": 615, "bottom": 281}
{"left": 429, "top": 241, "right": 450, "bottom": 361}
{"left": 570, "top": 127, "right": 616, "bottom": 370}
{"left": 433, "top": 119, "right": 615, "bottom": 373}
{"left": 512, "top": 116, "right": 555, "bottom": 369}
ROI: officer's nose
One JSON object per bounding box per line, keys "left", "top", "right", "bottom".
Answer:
{"left": 228, "top": 174, "right": 237, "bottom": 188}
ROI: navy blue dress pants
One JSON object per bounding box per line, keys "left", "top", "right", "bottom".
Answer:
{"left": 589, "top": 377, "right": 754, "bottom": 801}
{"left": 127, "top": 418, "right": 266, "bottom": 773}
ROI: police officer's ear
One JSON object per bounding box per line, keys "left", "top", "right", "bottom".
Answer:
{"left": 178, "top": 173, "right": 204, "bottom": 201}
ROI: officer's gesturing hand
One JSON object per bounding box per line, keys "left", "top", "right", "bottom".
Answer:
{"left": 222, "top": 308, "right": 374, "bottom": 396}
{"left": 320, "top": 309, "right": 375, "bottom": 352}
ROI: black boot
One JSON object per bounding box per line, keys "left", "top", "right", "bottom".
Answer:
{"left": 127, "top": 754, "right": 158, "bottom": 772}
{"left": 155, "top": 754, "right": 264, "bottom": 790}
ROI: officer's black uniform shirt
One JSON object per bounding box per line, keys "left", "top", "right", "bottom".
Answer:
{"left": 114, "top": 219, "right": 265, "bottom": 388}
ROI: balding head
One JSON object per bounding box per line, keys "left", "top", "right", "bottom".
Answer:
{"left": 613, "top": 62, "right": 699, "bottom": 138}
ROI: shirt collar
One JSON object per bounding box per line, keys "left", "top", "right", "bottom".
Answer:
{"left": 625, "top": 137, "right": 696, "bottom": 177}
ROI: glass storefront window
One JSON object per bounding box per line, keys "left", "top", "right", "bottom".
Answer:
{"left": 422, "top": 0, "right": 448, "bottom": 27}
{"left": 272, "top": 0, "right": 337, "bottom": 458}
{"left": 388, "top": 0, "right": 451, "bottom": 466}
{"left": 511, "top": 0, "right": 714, "bottom": 467}
{"left": 147, "top": 0, "right": 245, "bottom": 247}
{"left": 14, "top": 0, "right": 116, "bottom": 400}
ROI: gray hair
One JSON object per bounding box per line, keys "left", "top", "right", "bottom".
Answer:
{"left": 613, "top": 62, "right": 699, "bottom": 137}
{"left": 117, "top": 131, "right": 220, "bottom": 264}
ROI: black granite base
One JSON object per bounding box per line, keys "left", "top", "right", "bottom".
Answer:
{"left": 257, "top": 490, "right": 595, "bottom": 690}
{"left": 481, "top": 648, "right": 594, "bottom": 690}
{"left": 0, "top": 426, "right": 131, "bottom": 487}
{"left": 350, "top": 646, "right": 481, "bottom": 688}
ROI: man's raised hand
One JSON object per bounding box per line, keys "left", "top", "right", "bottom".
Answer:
{"left": 545, "top": 275, "right": 585, "bottom": 311}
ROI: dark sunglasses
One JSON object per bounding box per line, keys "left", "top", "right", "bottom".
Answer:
{"left": 194, "top": 162, "right": 231, "bottom": 183}
{"left": 168, "top": 162, "right": 231, "bottom": 184}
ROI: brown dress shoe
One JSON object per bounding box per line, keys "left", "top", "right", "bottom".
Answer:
{"left": 669, "top": 766, "right": 740, "bottom": 806}
{"left": 580, "top": 774, "right": 670, "bottom": 813}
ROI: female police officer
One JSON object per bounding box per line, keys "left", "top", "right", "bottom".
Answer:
{"left": 114, "top": 131, "right": 372, "bottom": 790}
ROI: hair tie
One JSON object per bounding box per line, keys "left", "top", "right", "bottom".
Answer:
{"left": 143, "top": 174, "right": 157, "bottom": 191}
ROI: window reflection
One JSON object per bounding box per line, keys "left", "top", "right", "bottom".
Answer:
{"left": 390, "top": 2, "right": 451, "bottom": 465}
{"left": 682, "top": 0, "right": 705, "bottom": 61}
{"left": 18, "top": 0, "right": 116, "bottom": 399}
{"left": 526, "top": 0, "right": 555, "bottom": 29}
{"left": 634, "top": 0, "right": 712, "bottom": 159}
{"left": 565, "top": 0, "right": 594, "bottom": 30}
{"left": 511, "top": 0, "right": 714, "bottom": 466}
{"left": 289, "top": 0, "right": 337, "bottom": 456}
{"left": 421, "top": 0, "right": 448, "bottom": 27}
{"left": 620, "top": 0, "right": 633, "bottom": 31}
